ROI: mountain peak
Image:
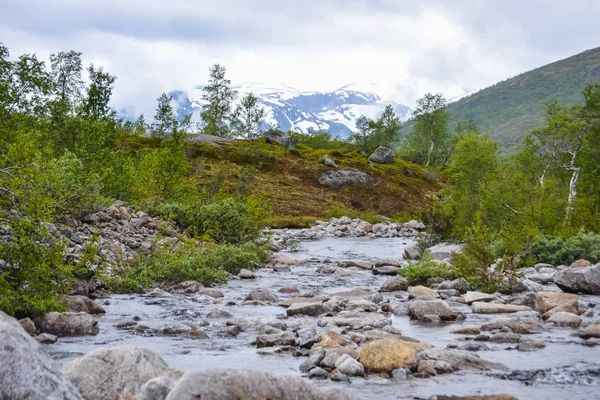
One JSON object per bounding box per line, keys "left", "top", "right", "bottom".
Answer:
{"left": 173, "top": 83, "right": 411, "bottom": 137}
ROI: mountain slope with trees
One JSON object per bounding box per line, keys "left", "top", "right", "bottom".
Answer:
{"left": 402, "top": 47, "right": 600, "bottom": 149}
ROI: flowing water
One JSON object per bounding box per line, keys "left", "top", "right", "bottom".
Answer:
{"left": 48, "top": 236, "right": 600, "bottom": 399}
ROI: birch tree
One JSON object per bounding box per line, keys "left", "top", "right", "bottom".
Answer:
{"left": 402, "top": 93, "right": 450, "bottom": 167}
{"left": 530, "top": 100, "right": 593, "bottom": 224}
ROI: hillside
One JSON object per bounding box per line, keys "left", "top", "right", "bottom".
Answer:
{"left": 124, "top": 135, "right": 441, "bottom": 227}
{"left": 170, "top": 83, "right": 411, "bottom": 138}
{"left": 403, "top": 47, "right": 600, "bottom": 149}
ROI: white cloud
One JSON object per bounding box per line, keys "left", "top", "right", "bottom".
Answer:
{"left": 0, "top": 0, "right": 598, "bottom": 118}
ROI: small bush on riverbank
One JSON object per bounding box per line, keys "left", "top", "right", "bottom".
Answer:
{"left": 0, "top": 219, "right": 70, "bottom": 318}
{"left": 151, "top": 195, "right": 271, "bottom": 245}
{"left": 106, "top": 239, "right": 267, "bottom": 292}
{"left": 398, "top": 252, "right": 454, "bottom": 285}
{"left": 524, "top": 232, "right": 600, "bottom": 265}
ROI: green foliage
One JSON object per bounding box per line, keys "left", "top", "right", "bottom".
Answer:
{"left": 451, "top": 216, "right": 515, "bottom": 293}
{"left": 400, "top": 93, "right": 451, "bottom": 167}
{"left": 398, "top": 252, "right": 454, "bottom": 285}
{"left": 445, "top": 133, "right": 500, "bottom": 238}
{"left": 233, "top": 92, "right": 266, "bottom": 139}
{"left": 107, "top": 240, "right": 266, "bottom": 292}
{"left": 524, "top": 232, "right": 600, "bottom": 265}
{"left": 200, "top": 63, "right": 237, "bottom": 137}
{"left": 349, "top": 105, "right": 401, "bottom": 153}
{"left": 152, "top": 93, "right": 177, "bottom": 139}
{"left": 0, "top": 219, "right": 70, "bottom": 317}
{"left": 172, "top": 195, "right": 271, "bottom": 244}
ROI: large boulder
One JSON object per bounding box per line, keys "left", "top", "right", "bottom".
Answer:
{"left": 34, "top": 312, "right": 99, "bottom": 336}
{"left": 408, "top": 300, "right": 460, "bottom": 321}
{"left": 0, "top": 311, "right": 83, "bottom": 400}
{"left": 265, "top": 132, "right": 297, "bottom": 150}
{"left": 554, "top": 263, "right": 600, "bottom": 294}
{"left": 61, "top": 295, "right": 105, "bottom": 315}
{"left": 427, "top": 243, "right": 464, "bottom": 261}
{"left": 64, "top": 347, "right": 169, "bottom": 400}
{"left": 287, "top": 302, "right": 328, "bottom": 317}
{"left": 358, "top": 337, "right": 419, "bottom": 372}
{"left": 318, "top": 170, "right": 374, "bottom": 188}
{"left": 534, "top": 292, "right": 578, "bottom": 313}
{"left": 368, "top": 146, "right": 395, "bottom": 164}
{"left": 379, "top": 276, "right": 409, "bottom": 292}
{"left": 165, "top": 368, "right": 356, "bottom": 400}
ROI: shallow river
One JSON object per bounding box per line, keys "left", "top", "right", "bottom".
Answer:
{"left": 48, "top": 237, "right": 600, "bottom": 399}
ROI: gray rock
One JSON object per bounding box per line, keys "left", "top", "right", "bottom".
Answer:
{"left": 379, "top": 276, "right": 409, "bottom": 292}
{"left": 0, "top": 311, "right": 83, "bottom": 400}
{"left": 256, "top": 331, "right": 296, "bottom": 348}
{"left": 408, "top": 300, "right": 460, "bottom": 321}
{"left": 392, "top": 368, "right": 409, "bottom": 381}
{"left": 323, "top": 155, "right": 337, "bottom": 168}
{"left": 62, "top": 295, "right": 105, "bottom": 314}
{"left": 462, "top": 291, "right": 495, "bottom": 305}
{"left": 489, "top": 333, "right": 521, "bottom": 343}
{"left": 34, "top": 312, "right": 99, "bottom": 336}
{"left": 165, "top": 368, "right": 357, "bottom": 400}
{"left": 554, "top": 263, "right": 600, "bottom": 294}
{"left": 403, "top": 244, "right": 423, "bottom": 260}
{"left": 34, "top": 333, "right": 58, "bottom": 344}
{"left": 300, "top": 349, "right": 327, "bottom": 372}
{"left": 427, "top": 242, "right": 464, "bottom": 261}
{"left": 266, "top": 132, "right": 297, "bottom": 149}
{"left": 308, "top": 367, "right": 329, "bottom": 379}
{"left": 513, "top": 279, "right": 545, "bottom": 293}
{"left": 246, "top": 289, "right": 279, "bottom": 302}
{"left": 297, "top": 327, "right": 319, "bottom": 348}
{"left": 546, "top": 311, "right": 581, "bottom": 327}
{"left": 417, "top": 349, "right": 507, "bottom": 373}
{"left": 19, "top": 317, "right": 37, "bottom": 335}
{"left": 64, "top": 347, "right": 169, "bottom": 400}
{"left": 318, "top": 170, "right": 375, "bottom": 188}
{"left": 329, "top": 372, "right": 350, "bottom": 382}
{"left": 139, "top": 376, "right": 177, "bottom": 400}
{"left": 287, "top": 301, "right": 329, "bottom": 317}
{"left": 373, "top": 265, "right": 399, "bottom": 275}
{"left": 238, "top": 269, "right": 256, "bottom": 279}
{"left": 368, "top": 146, "right": 395, "bottom": 164}
{"left": 337, "top": 357, "right": 365, "bottom": 377}
{"left": 318, "top": 311, "right": 391, "bottom": 330}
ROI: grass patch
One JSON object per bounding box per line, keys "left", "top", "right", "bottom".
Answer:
{"left": 105, "top": 239, "right": 268, "bottom": 293}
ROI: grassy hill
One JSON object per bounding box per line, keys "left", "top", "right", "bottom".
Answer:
{"left": 402, "top": 47, "right": 600, "bottom": 150}
{"left": 125, "top": 136, "right": 441, "bottom": 228}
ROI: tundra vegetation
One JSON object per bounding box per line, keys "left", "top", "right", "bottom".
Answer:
{"left": 0, "top": 42, "right": 599, "bottom": 316}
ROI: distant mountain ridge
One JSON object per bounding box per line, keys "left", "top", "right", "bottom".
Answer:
{"left": 402, "top": 46, "right": 600, "bottom": 149}
{"left": 170, "top": 82, "right": 411, "bottom": 137}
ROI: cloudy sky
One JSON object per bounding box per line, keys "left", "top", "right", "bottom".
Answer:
{"left": 1, "top": 0, "right": 598, "bottom": 116}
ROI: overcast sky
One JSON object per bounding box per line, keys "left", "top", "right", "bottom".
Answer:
{"left": 1, "top": 0, "right": 599, "bottom": 116}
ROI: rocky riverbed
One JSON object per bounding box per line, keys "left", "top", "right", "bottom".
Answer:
{"left": 8, "top": 232, "right": 588, "bottom": 400}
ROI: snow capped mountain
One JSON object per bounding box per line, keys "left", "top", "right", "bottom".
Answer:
{"left": 170, "top": 82, "right": 411, "bottom": 137}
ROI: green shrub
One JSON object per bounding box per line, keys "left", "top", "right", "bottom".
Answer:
{"left": 524, "top": 232, "right": 600, "bottom": 265}
{"left": 178, "top": 196, "right": 271, "bottom": 244}
{"left": 398, "top": 252, "right": 454, "bottom": 285}
{"left": 0, "top": 219, "right": 70, "bottom": 318}
{"left": 452, "top": 219, "right": 518, "bottom": 293}
{"left": 106, "top": 239, "right": 267, "bottom": 292}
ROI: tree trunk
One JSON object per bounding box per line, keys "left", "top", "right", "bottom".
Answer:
{"left": 564, "top": 167, "right": 580, "bottom": 224}
{"left": 425, "top": 140, "right": 435, "bottom": 167}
